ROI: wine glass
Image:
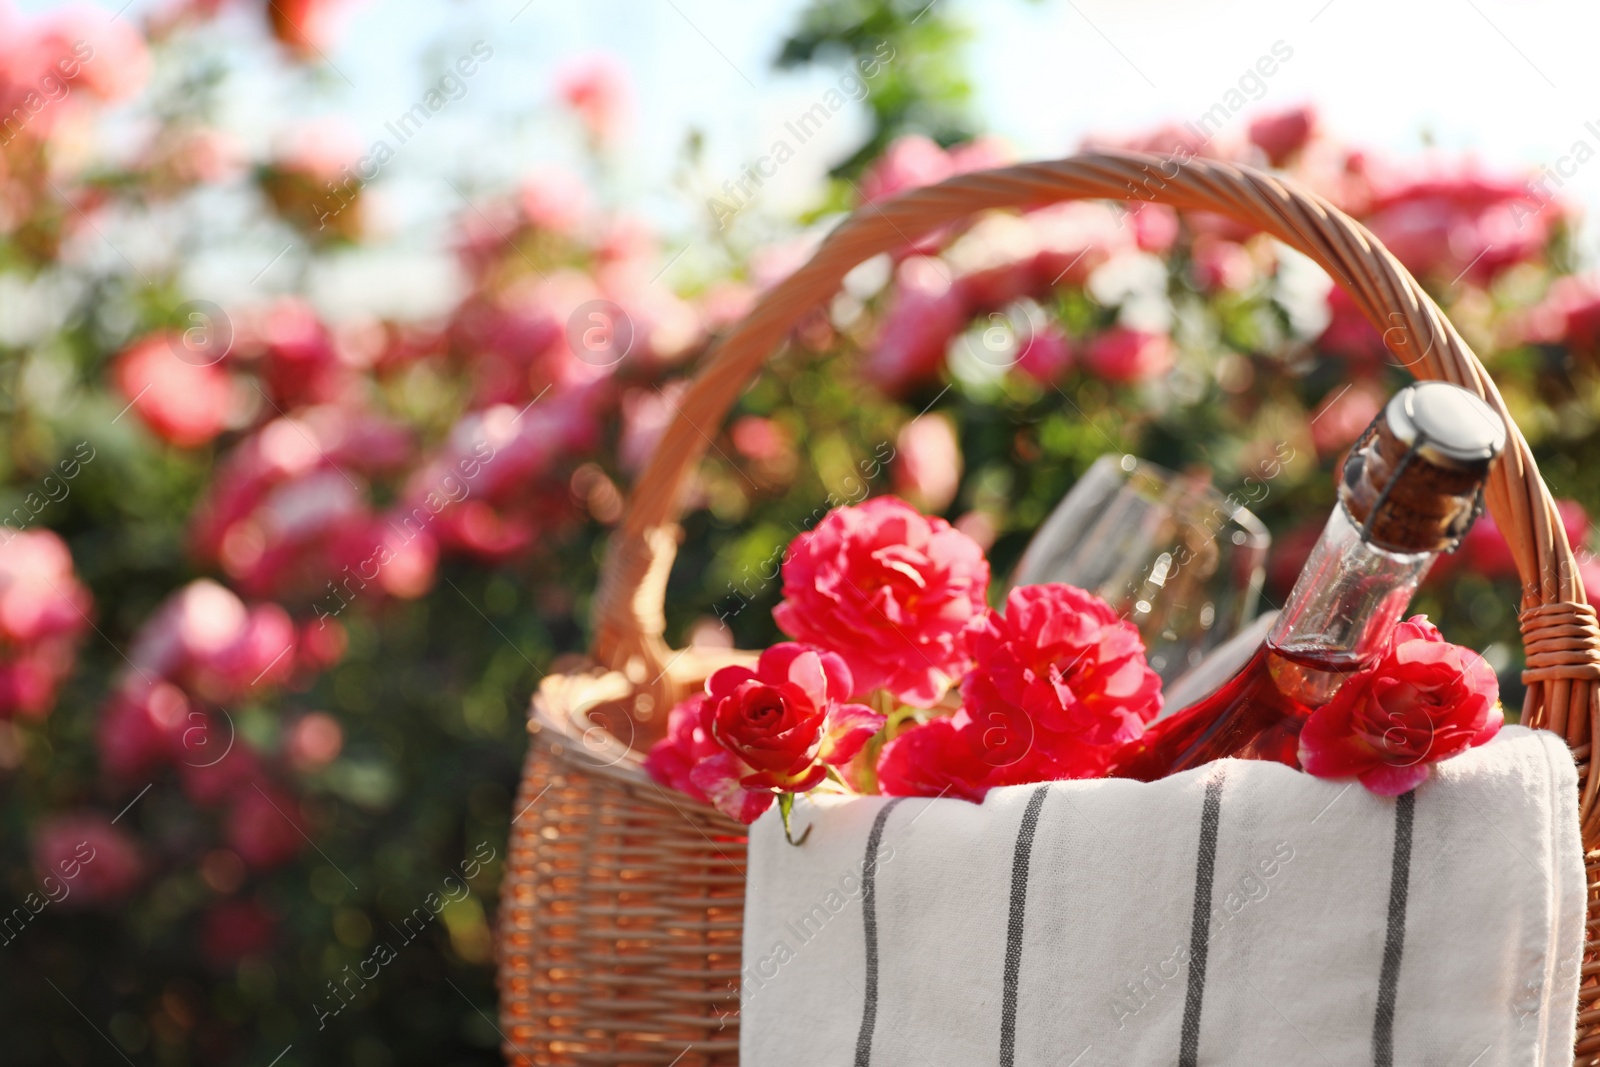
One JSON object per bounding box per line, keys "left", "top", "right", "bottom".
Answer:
{"left": 1009, "top": 453, "right": 1271, "bottom": 686}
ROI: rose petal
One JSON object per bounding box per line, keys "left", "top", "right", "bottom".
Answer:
{"left": 818, "top": 703, "right": 888, "bottom": 766}
{"left": 689, "top": 752, "right": 775, "bottom": 824}
{"left": 1357, "top": 763, "right": 1430, "bottom": 797}
{"left": 757, "top": 642, "right": 807, "bottom": 685}
{"left": 741, "top": 761, "right": 828, "bottom": 794}
{"left": 815, "top": 649, "right": 856, "bottom": 703}
{"left": 1299, "top": 689, "right": 1381, "bottom": 779}
{"left": 783, "top": 648, "right": 831, "bottom": 709}
{"left": 876, "top": 717, "right": 992, "bottom": 802}
{"left": 706, "top": 664, "right": 757, "bottom": 703}
{"left": 1471, "top": 702, "right": 1505, "bottom": 747}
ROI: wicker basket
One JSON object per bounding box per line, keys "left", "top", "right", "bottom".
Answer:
{"left": 496, "top": 151, "right": 1600, "bottom": 1066}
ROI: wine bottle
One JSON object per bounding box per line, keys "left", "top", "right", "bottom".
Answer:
{"left": 1113, "top": 381, "right": 1506, "bottom": 781}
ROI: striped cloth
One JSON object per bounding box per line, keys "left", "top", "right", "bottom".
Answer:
{"left": 739, "top": 726, "right": 1583, "bottom": 1067}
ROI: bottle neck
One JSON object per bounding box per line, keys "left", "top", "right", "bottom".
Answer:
{"left": 1267, "top": 505, "right": 1436, "bottom": 666}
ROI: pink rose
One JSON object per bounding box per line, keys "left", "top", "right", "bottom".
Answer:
{"left": 430, "top": 500, "right": 539, "bottom": 561}
{"left": 555, "top": 55, "right": 629, "bottom": 143}
{"left": 0, "top": 531, "right": 90, "bottom": 645}
{"left": 730, "top": 416, "right": 792, "bottom": 464}
{"left": 190, "top": 410, "right": 418, "bottom": 598}
{"left": 865, "top": 257, "right": 968, "bottom": 395}
{"left": 0, "top": 647, "right": 75, "bottom": 720}
{"left": 1190, "top": 237, "right": 1257, "bottom": 293}
{"left": 641, "top": 694, "right": 720, "bottom": 806}
{"left": 875, "top": 714, "right": 993, "bottom": 803}
{"left": 31, "top": 10, "right": 150, "bottom": 102}
{"left": 285, "top": 712, "right": 343, "bottom": 772}
{"left": 1129, "top": 205, "right": 1180, "bottom": 255}
{"left": 1249, "top": 106, "right": 1318, "bottom": 166}
{"left": 645, "top": 644, "right": 885, "bottom": 824}
{"left": 945, "top": 136, "right": 1013, "bottom": 175}
{"left": 268, "top": 0, "right": 343, "bottom": 59}
{"left": 113, "top": 333, "right": 237, "bottom": 447}
{"left": 253, "top": 299, "right": 347, "bottom": 409}
{"left": 338, "top": 514, "right": 439, "bottom": 600}
{"left": 877, "top": 584, "right": 1162, "bottom": 801}
{"left": 1348, "top": 156, "right": 1561, "bottom": 274}
{"left": 1088, "top": 122, "right": 1221, "bottom": 161}
{"left": 1582, "top": 558, "right": 1600, "bottom": 604}
{"left": 1317, "top": 286, "right": 1389, "bottom": 362}
{"left": 0, "top": 530, "right": 90, "bottom": 718}
{"left": 893, "top": 415, "right": 962, "bottom": 513}
{"left": 127, "top": 580, "right": 297, "bottom": 704}
{"left": 227, "top": 785, "right": 304, "bottom": 870}
{"left": 1026, "top": 202, "right": 1135, "bottom": 287}
{"left": 97, "top": 682, "right": 190, "bottom": 779}
{"left": 33, "top": 812, "right": 143, "bottom": 907}
{"left": 774, "top": 497, "right": 989, "bottom": 706}
{"left": 519, "top": 166, "right": 590, "bottom": 236}
{"left": 878, "top": 705, "right": 1115, "bottom": 802}
{"left": 859, "top": 135, "right": 953, "bottom": 204}
{"left": 1364, "top": 164, "right": 1553, "bottom": 286}
{"left": 1309, "top": 381, "right": 1384, "bottom": 458}
{"left": 1461, "top": 498, "right": 1588, "bottom": 580}
{"left": 297, "top": 616, "right": 348, "bottom": 673}
{"left": 1015, "top": 325, "right": 1073, "bottom": 384}
{"left": 1299, "top": 616, "right": 1501, "bottom": 795}
{"left": 876, "top": 585, "right": 1164, "bottom": 799}
{"left": 964, "top": 584, "right": 1162, "bottom": 771}
{"left": 953, "top": 262, "right": 1033, "bottom": 312}
{"left": 1518, "top": 275, "right": 1600, "bottom": 356}
{"left": 1083, "top": 328, "right": 1174, "bottom": 383}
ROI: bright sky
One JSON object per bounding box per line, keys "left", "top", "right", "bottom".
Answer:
{"left": 23, "top": 0, "right": 1600, "bottom": 313}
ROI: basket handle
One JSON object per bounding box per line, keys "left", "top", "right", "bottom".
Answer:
{"left": 593, "top": 150, "right": 1597, "bottom": 765}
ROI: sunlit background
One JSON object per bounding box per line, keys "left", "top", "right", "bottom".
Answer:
{"left": 4, "top": 0, "right": 1598, "bottom": 1064}
{"left": 14, "top": 0, "right": 1600, "bottom": 314}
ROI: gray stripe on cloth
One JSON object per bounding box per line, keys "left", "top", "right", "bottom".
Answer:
{"left": 1373, "top": 789, "right": 1416, "bottom": 1067}
{"left": 853, "top": 797, "right": 907, "bottom": 1067}
{"left": 1178, "top": 767, "right": 1228, "bottom": 1067}
{"left": 999, "top": 784, "right": 1053, "bottom": 1067}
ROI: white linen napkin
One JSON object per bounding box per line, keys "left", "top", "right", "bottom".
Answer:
{"left": 739, "top": 725, "right": 1584, "bottom": 1067}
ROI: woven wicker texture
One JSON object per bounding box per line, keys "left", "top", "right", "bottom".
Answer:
{"left": 497, "top": 151, "right": 1600, "bottom": 1065}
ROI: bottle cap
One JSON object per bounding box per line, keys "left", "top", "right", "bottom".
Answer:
{"left": 1384, "top": 381, "right": 1508, "bottom": 469}
{"left": 1339, "top": 382, "right": 1506, "bottom": 554}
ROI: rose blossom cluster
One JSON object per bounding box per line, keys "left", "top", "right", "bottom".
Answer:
{"left": 97, "top": 580, "right": 328, "bottom": 884}
{"left": 115, "top": 114, "right": 701, "bottom": 575}
{"left": 0, "top": 7, "right": 148, "bottom": 149}
{"left": 67, "top": 54, "right": 795, "bottom": 919}
{"left": 860, "top": 104, "right": 1569, "bottom": 400}
{"left": 879, "top": 584, "right": 1164, "bottom": 798}
{"left": 0, "top": 7, "right": 149, "bottom": 271}
{"left": 646, "top": 497, "right": 1165, "bottom": 820}
{"left": 864, "top": 207, "right": 1177, "bottom": 394}
{"left": 187, "top": 407, "right": 436, "bottom": 602}
{"left": 856, "top": 128, "right": 1196, "bottom": 395}
{"left": 648, "top": 495, "right": 1519, "bottom": 818}
{"left": 0, "top": 530, "right": 92, "bottom": 718}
